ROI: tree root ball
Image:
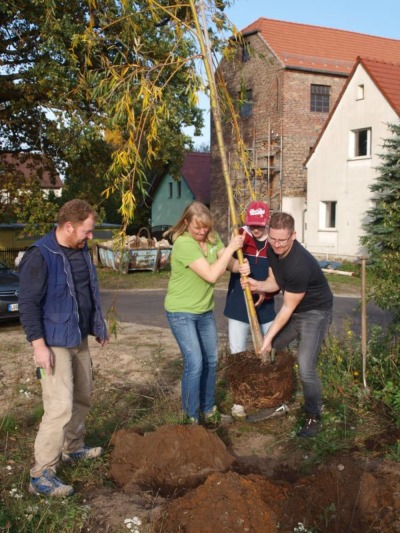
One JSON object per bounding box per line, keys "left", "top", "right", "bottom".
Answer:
{"left": 224, "top": 350, "right": 295, "bottom": 409}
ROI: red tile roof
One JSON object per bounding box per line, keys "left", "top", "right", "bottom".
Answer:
{"left": 0, "top": 153, "right": 63, "bottom": 189}
{"left": 361, "top": 58, "right": 400, "bottom": 115}
{"left": 180, "top": 152, "right": 211, "bottom": 204}
{"left": 241, "top": 18, "right": 400, "bottom": 75}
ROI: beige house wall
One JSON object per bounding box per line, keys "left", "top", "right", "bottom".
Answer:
{"left": 305, "top": 64, "right": 399, "bottom": 258}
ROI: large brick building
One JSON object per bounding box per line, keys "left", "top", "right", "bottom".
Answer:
{"left": 210, "top": 18, "right": 400, "bottom": 240}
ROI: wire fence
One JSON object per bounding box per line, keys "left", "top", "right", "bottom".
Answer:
{"left": 0, "top": 248, "right": 26, "bottom": 268}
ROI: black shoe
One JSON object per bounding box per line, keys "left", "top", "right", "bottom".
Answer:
{"left": 297, "top": 414, "right": 321, "bottom": 437}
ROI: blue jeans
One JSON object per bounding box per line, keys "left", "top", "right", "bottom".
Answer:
{"left": 166, "top": 311, "right": 218, "bottom": 420}
{"left": 272, "top": 309, "right": 332, "bottom": 416}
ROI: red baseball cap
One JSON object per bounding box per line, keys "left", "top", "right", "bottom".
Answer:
{"left": 245, "top": 201, "right": 270, "bottom": 226}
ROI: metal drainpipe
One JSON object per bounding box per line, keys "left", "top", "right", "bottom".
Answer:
{"left": 302, "top": 205, "right": 307, "bottom": 244}
{"left": 279, "top": 123, "right": 283, "bottom": 210}
{"left": 267, "top": 120, "right": 270, "bottom": 203}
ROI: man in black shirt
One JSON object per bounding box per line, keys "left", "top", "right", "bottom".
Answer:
{"left": 19, "top": 199, "right": 109, "bottom": 496}
{"left": 242, "top": 212, "right": 333, "bottom": 437}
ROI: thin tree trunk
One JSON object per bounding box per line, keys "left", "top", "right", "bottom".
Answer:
{"left": 190, "top": 0, "right": 263, "bottom": 354}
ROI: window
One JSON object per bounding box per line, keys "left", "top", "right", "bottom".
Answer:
{"left": 168, "top": 182, "right": 173, "bottom": 198}
{"left": 357, "top": 84, "right": 365, "bottom": 100}
{"left": 351, "top": 128, "right": 371, "bottom": 157}
{"left": 242, "top": 41, "right": 250, "bottom": 62}
{"left": 320, "top": 201, "right": 337, "bottom": 229}
{"left": 177, "top": 180, "right": 181, "bottom": 198}
{"left": 239, "top": 89, "right": 253, "bottom": 118}
{"left": 276, "top": 78, "right": 281, "bottom": 111}
{"left": 310, "top": 84, "right": 330, "bottom": 112}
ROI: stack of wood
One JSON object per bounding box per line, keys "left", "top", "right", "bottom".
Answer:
{"left": 100, "top": 228, "right": 171, "bottom": 251}
{"left": 93, "top": 227, "right": 172, "bottom": 273}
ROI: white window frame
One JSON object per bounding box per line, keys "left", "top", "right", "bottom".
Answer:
{"left": 319, "top": 201, "right": 337, "bottom": 229}
{"left": 349, "top": 128, "right": 371, "bottom": 158}
{"left": 356, "top": 84, "right": 365, "bottom": 100}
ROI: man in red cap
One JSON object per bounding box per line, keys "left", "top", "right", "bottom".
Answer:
{"left": 224, "top": 200, "right": 276, "bottom": 354}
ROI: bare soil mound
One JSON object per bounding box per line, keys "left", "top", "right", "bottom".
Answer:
{"left": 107, "top": 425, "right": 400, "bottom": 532}
{"left": 157, "top": 470, "right": 284, "bottom": 532}
{"left": 109, "top": 425, "right": 235, "bottom": 495}
{"left": 225, "top": 350, "right": 294, "bottom": 409}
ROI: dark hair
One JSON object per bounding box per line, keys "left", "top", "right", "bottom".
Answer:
{"left": 269, "top": 212, "right": 295, "bottom": 233}
{"left": 164, "top": 201, "right": 217, "bottom": 243}
{"left": 57, "top": 199, "right": 98, "bottom": 227}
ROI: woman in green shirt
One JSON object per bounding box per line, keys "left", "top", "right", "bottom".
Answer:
{"left": 165, "top": 202, "right": 244, "bottom": 423}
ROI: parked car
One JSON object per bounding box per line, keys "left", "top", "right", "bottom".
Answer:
{"left": 0, "top": 260, "right": 19, "bottom": 321}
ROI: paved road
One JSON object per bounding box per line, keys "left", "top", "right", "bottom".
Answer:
{"left": 101, "top": 289, "right": 392, "bottom": 336}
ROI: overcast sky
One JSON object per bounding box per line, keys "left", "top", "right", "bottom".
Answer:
{"left": 190, "top": 0, "right": 399, "bottom": 147}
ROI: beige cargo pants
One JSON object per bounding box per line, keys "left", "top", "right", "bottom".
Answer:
{"left": 30, "top": 337, "right": 92, "bottom": 477}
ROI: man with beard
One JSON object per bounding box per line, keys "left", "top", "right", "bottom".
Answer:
{"left": 19, "top": 199, "right": 109, "bottom": 496}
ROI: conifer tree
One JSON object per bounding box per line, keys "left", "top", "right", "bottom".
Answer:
{"left": 361, "top": 123, "right": 400, "bottom": 320}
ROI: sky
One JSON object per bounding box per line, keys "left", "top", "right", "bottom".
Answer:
{"left": 189, "top": 0, "right": 400, "bottom": 147}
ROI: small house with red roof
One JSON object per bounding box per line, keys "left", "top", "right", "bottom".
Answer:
{"left": 305, "top": 57, "right": 400, "bottom": 258}
{"left": 210, "top": 18, "right": 400, "bottom": 243}
{"left": 150, "top": 152, "right": 210, "bottom": 228}
{"left": 0, "top": 152, "right": 63, "bottom": 197}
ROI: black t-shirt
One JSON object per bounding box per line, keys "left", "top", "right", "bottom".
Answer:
{"left": 268, "top": 240, "right": 333, "bottom": 312}
{"left": 61, "top": 246, "right": 93, "bottom": 339}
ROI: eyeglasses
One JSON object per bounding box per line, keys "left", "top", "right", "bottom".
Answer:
{"left": 267, "top": 234, "right": 293, "bottom": 246}
{"left": 249, "top": 225, "right": 266, "bottom": 231}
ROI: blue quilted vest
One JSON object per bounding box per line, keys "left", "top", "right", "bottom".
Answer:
{"left": 33, "top": 229, "right": 107, "bottom": 347}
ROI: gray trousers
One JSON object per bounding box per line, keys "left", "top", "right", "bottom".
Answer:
{"left": 273, "top": 309, "right": 332, "bottom": 415}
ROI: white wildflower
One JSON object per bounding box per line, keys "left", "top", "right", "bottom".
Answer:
{"left": 26, "top": 505, "right": 39, "bottom": 513}
{"left": 9, "top": 487, "right": 23, "bottom": 499}
{"left": 124, "top": 517, "right": 142, "bottom": 531}
{"left": 293, "top": 523, "right": 313, "bottom": 533}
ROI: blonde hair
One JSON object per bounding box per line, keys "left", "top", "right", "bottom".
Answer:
{"left": 164, "top": 201, "right": 217, "bottom": 244}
